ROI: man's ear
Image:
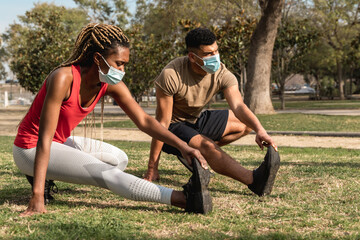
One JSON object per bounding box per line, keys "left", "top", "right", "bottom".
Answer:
{"left": 188, "top": 52, "right": 196, "bottom": 63}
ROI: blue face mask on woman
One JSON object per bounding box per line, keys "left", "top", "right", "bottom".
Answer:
{"left": 193, "top": 53, "right": 221, "bottom": 74}
{"left": 98, "top": 55, "right": 125, "bottom": 85}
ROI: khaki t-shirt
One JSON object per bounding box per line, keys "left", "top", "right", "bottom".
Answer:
{"left": 155, "top": 56, "right": 238, "bottom": 123}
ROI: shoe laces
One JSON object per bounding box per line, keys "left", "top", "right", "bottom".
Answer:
{"left": 48, "top": 181, "right": 58, "bottom": 194}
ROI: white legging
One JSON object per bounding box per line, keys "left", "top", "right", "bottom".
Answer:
{"left": 13, "top": 136, "right": 172, "bottom": 205}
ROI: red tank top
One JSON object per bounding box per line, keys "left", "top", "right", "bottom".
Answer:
{"left": 14, "top": 65, "right": 108, "bottom": 148}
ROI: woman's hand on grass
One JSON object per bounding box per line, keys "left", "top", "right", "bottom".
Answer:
{"left": 20, "top": 194, "right": 47, "bottom": 217}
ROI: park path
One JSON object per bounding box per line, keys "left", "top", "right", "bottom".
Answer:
{"left": 1, "top": 106, "right": 360, "bottom": 150}
{"left": 72, "top": 128, "right": 360, "bottom": 150}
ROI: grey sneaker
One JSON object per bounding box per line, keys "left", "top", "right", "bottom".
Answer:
{"left": 25, "top": 175, "right": 58, "bottom": 204}
{"left": 182, "top": 158, "right": 212, "bottom": 214}
{"left": 248, "top": 146, "right": 280, "bottom": 196}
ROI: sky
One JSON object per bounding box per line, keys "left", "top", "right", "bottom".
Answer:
{"left": 0, "top": 0, "right": 137, "bottom": 34}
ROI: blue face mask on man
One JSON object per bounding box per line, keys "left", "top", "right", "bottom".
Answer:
{"left": 98, "top": 55, "right": 125, "bottom": 85}
{"left": 193, "top": 53, "right": 221, "bottom": 74}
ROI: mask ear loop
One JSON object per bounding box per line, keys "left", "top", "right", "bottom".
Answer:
{"left": 191, "top": 52, "right": 203, "bottom": 61}
{"left": 191, "top": 52, "right": 204, "bottom": 68}
{"left": 100, "top": 55, "right": 111, "bottom": 68}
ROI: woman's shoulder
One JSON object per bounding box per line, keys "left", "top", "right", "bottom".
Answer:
{"left": 47, "top": 66, "right": 73, "bottom": 85}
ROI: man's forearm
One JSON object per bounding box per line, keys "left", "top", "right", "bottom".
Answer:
{"left": 236, "top": 105, "right": 265, "bottom": 133}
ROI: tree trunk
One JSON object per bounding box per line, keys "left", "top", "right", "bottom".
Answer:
{"left": 240, "top": 65, "right": 246, "bottom": 96}
{"left": 336, "top": 58, "right": 345, "bottom": 100}
{"left": 313, "top": 74, "right": 321, "bottom": 100}
{"left": 279, "top": 83, "right": 285, "bottom": 110}
{"left": 349, "top": 68, "right": 354, "bottom": 97}
{"left": 244, "top": 0, "right": 284, "bottom": 114}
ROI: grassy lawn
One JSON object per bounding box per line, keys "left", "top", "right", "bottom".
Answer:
{"left": 92, "top": 113, "right": 360, "bottom": 133}
{"left": 271, "top": 99, "right": 360, "bottom": 110}
{"left": 257, "top": 114, "right": 360, "bottom": 132}
{"left": 209, "top": 99, "right": 360, "bottom": 110}
{"left": 1, "top": 136, "right": 359, "bottom": 239}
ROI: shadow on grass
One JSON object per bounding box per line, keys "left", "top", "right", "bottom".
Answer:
{"left": 0, "top": 187, "right": 31, "bottom": 205}
{"left": 25, "top": 221, "right": 157, "bottom": 240}
{"left": 0, "top": 186, "right": 184, "bottom": 214}
{"left": 0, "top": 169, "right": 24, "bottom": 178}
{"left": 52, "top": 199, "right": 183, "bottom": 214}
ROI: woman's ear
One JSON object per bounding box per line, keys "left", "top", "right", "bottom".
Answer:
{"left": 93, "top": 52, "right": 101, "bottom": 66}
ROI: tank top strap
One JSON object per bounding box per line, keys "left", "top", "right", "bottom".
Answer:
{"left": 71, "top": 65, "right": 81, "bottom": 99}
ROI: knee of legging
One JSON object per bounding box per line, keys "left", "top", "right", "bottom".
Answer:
{"left": 116, "top": 151, "right": 129, "bottom": 170}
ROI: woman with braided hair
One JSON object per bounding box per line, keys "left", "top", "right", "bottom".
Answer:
{"left": 13, "top": 23, "right": 212, "bottom": 216}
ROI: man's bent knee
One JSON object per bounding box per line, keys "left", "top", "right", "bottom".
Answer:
{"left": 189, "top": 135, "right": 218, "bottom": 153}
{"left": 243, "top": 126, "right": 252, "bottom": 136}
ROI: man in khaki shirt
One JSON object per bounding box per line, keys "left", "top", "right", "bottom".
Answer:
{"left": 144, "top": 28, "right": 280, "bottom": 197}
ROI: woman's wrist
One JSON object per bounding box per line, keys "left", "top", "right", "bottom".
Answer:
{"left": 32, "top": 189, "right": 45, "bottom": 197}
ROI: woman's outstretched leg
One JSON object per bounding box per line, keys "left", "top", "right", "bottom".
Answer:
{"left": 13, "top": 142, "right": 171, "bottom": 205}
{"left": 13, "top": 138, "right": 211, "bottom": 213}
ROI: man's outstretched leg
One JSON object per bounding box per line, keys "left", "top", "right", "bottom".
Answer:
{"left": 189, "top": 135, "right": 280, "bottom": 196}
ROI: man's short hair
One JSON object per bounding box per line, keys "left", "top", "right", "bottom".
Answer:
{"left": 185, "top": 28, "right": 216, "bottom": 50}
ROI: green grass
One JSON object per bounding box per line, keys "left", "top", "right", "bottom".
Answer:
{"left": 87, "top": 114, "right": 360, "bottom": 133}
{"left": 209, "top": 99, "right": 360, "bottom": 110}
{"left": 1, "top": 136, "right": 359, "bottom": 239}
{"left": 271, "top": 99, "right": 360, "bottom": 110}
{"left": 257, "top": 114, "right": 360, "bottom": 132}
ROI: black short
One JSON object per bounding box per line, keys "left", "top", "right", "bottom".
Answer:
{"left": 162, "top": 110, "right": 229, "bottom": 156}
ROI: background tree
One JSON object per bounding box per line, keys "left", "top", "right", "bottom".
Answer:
{"left": 310, "top": 0, "right": 360, "bottom": 99}
{"left": 133, "top": 0, "right": 259, "bottom": 37}
{"left": 0, "top": 65, "right": 7, "bottom": 81}
{"left": 272, "top": 1, "right": 319, "bottom": 109}
{"left": 125, "top": 24, "right": 182, "bottom": 102}
{"left": 297, "top": 40, "right": 337, "bottom": 99}
{"left": 2, "top": 3, "right": 87, "bottom": 93}
{"left": 74, "top": 0, "right": 131, "bottom": 26}
{"left": 345, "top": 32, "right": 360, "bottom": 95}
{"left": 244, "top": 0, "right": 285, "bottom": 114}
{"left": 0, "top": 38, "right": 7, "bottom": 81}
{"left": 2, "top": 0, "right": 358, "bottom": 106}
{"left": 216, "top": 11, "right": 257, "bottom": 95}
{"left": 0, "top": 64, "right": 6, "bottom": 81}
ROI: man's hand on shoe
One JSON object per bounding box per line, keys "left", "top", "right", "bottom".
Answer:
{"left": 255, "top": 129, "right": 278, "bottom": 152}
{"left": 180, "top": 145, "right": 208, "bottom": 170}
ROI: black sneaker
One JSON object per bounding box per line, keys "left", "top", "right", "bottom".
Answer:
{"left": 25, "top": 175, "right": 58, "bottom": 204}
{"left": 177, "top": 156, "right": 215, "bottom": 177}
{"left": 182, "top": 158, "right": 212, "bottom": 214}
{"left": 248, "top": 146, "right": 280, "bottom": 196}
{"left": 177, "top": 156, "right": 193, "bottom": 172}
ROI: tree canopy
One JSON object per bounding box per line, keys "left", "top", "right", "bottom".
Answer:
{"left": 1, "top": 0, "right": 359, "bottom": 104}
{"left": 2, "top": 3, "right": 88, "bottom": 93}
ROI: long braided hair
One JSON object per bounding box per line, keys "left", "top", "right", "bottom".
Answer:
{"left": 61, "top": 23, "right": 130, "bottom": 142}
{"left": 58, "top": 23, "right": 130, "bottom": 69}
